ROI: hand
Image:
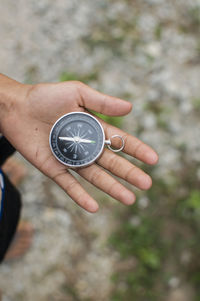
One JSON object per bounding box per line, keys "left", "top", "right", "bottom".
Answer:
{"left": 1, "top": 79, "right": 158, "bottom": 213}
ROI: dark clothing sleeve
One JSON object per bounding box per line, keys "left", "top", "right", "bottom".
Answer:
{"left": 0, "top": 172, "right": 21, "bottom": 262}
{"left": 0, "top": 136, "right": 21, "bottom": 263}
{"left": 0, "top": 136, "right": 16, "bottom": 166}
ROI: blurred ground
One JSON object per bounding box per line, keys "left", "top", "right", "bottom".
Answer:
{"left": 0, "top": 0, "right": 200, "bottom": 300}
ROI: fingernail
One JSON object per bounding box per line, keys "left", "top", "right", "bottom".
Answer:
{"left": 146, "top": 151, "right": 159, "bottom": 165}
{"left": 89, "top": 202, "right": 99, "bottom": 213}
{"left": 139, "top": 174, "right": 152, "bottom": 190}
{"left": 121, "top": 191, "right": 136, "bottom": 205}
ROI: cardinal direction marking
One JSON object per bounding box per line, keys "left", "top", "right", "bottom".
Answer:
{"left": 80, "top": 138, "right": 96, "bottom": 144}
{"left": 73, "top": 153, "right": 78, "bottom": 159}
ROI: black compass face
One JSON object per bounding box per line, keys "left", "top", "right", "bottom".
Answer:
{"left": 49, "top": 112, "right": 105, "bottom": 167}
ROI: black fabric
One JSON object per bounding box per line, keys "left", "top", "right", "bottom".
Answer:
{"left": 0, "top": 172, "right": 21, "bottom": 262}
{"left": 0, "top": 136, "right": 21, "bottom": 263}
{"left": 0, "top": 136, "right": 16, "bottom": 166}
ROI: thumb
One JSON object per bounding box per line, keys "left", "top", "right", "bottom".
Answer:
{"left": 78, "top": 83, "right": 132, "bottom": 116}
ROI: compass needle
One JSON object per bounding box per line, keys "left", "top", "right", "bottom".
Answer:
{"left": 79, "top": 138, "right": 96, "bottom": 144}
{"left": 59, "top": 137, "right": 75, "bottom": 142}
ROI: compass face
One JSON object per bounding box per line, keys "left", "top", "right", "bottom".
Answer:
{"left": 49, "top": 112, "right": 105, "bottom": 168}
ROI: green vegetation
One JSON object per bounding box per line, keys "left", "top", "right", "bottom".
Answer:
{"left": 179, "top": 6, "right": 200, "bottom": 34}
{"left": 59, "top": 71, "right": 98, "bottom": 84}
{"left": 109, "top": 161, "right": 200, "bottom": 300}
{"left": 82, "top": 13, "right": 141, "bottom": 57}
{"left": 188, "top": 7, "right": 200, "bottom": 31}
{"left": 91, "top": 112, "right": 124, "bottom": 128}
{"left": 182, "top": 190, "right": 200, "bottom": 215}
{"left": 154, "top": 24, "right": 163, "bottom": 40}
{"left": 192, "top": 98, "right": 200, "bottom": 111}
{"left": 109, "top": 192, "right": 166, "bottom": 301}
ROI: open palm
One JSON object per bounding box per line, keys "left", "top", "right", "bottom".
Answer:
{"left": 3, "top": 81, "right": 158, "bottom": 212}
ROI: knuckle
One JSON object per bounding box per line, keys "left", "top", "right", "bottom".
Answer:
{"left": 62, "top": 80, "right": 85, "bottom": 92}
{"left": 108, "top": 154, "right": 119, "bottom": 172}
{"left": 90, "top": 168, "right": 102, "bottom": 184}
{"left": 51, "top": 171, "right": 64, "bottom": 182}
{"left": 40, "top": 156, "right": 54, "bottom": 175}
{"left": 65, "top": 180, "right": 77, "bottom": 193}
{"left": 125, "top": 166, "right": 137, "bottom": 182}
{"left": 26, "top": 83, "right": 43, "bottom": 100}
{"left": 108, "top": 181, "right": 119, "bottom": 196}
{"left": 99, "top": 94, "right": 106, "bottom": 114}
{"left": 71, "top": 80, "right": 85, "bottom": 88}
{"left": 134, "top": 141, "right": 143, "bottom": 158}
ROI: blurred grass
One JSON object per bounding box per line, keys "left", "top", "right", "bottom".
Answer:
{"left": 108, "top": 187, "right": 166, "bottom": 301}
{"left": 108, "top": 162, "right": 200, "bottom": 300}
{"left": 59, "top": 71, "right": 98, "bottom": 84}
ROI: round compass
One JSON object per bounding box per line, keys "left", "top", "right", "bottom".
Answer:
{"left": 49, "top": 112, "right": 125, "bottom": 168}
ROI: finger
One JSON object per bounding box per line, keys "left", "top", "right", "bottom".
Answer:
{"left": 52, "top": 170, "right": 99, "bottom": 213}
{"left": 76, "top": 164, "right": 136, "bottom": 206}
{"left": 38, "top": 152, "right": 99, "bottom": 212}
{"left": 97, "top": 149, "right": 152, "bottom": 190}
{"left": 93, "top": 115, "right": 158, "bottom": 165}
{"left": 78, "top": 83, "right": 132, "bottom": 116}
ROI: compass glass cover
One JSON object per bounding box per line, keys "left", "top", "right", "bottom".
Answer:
{"left": 50, "top": 112, "right": 105, "bottom": 167}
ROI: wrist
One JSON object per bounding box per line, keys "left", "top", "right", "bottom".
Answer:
{"left": 0, "top": 74, "right": 32, "bottom": 134}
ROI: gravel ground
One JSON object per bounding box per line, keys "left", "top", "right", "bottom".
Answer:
{"left": 0, "top": 0, "right": 200, "bottom": 300}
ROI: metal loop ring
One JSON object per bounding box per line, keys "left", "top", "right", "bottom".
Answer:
{"left": 107, "top": 135, "right": 125, "bottom": 153}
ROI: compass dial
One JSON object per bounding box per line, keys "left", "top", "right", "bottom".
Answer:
{"left": 49, "top": 112, "right": 105, "bottom": 168}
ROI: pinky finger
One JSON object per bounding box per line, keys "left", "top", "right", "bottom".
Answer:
{"left": 53, "top": 170, "right": 99, "bottom": 213}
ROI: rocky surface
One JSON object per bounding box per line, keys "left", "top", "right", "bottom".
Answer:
{"left": 0, "top": 0, "right": 200, "bottom": 300}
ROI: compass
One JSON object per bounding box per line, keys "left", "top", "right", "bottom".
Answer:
{"left": 49, "top": 112, "right": 125, "bottom": 168}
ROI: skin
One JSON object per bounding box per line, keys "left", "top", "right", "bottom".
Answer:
{"left": 0, "top": 74, "right": 158, "bottom": 213}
